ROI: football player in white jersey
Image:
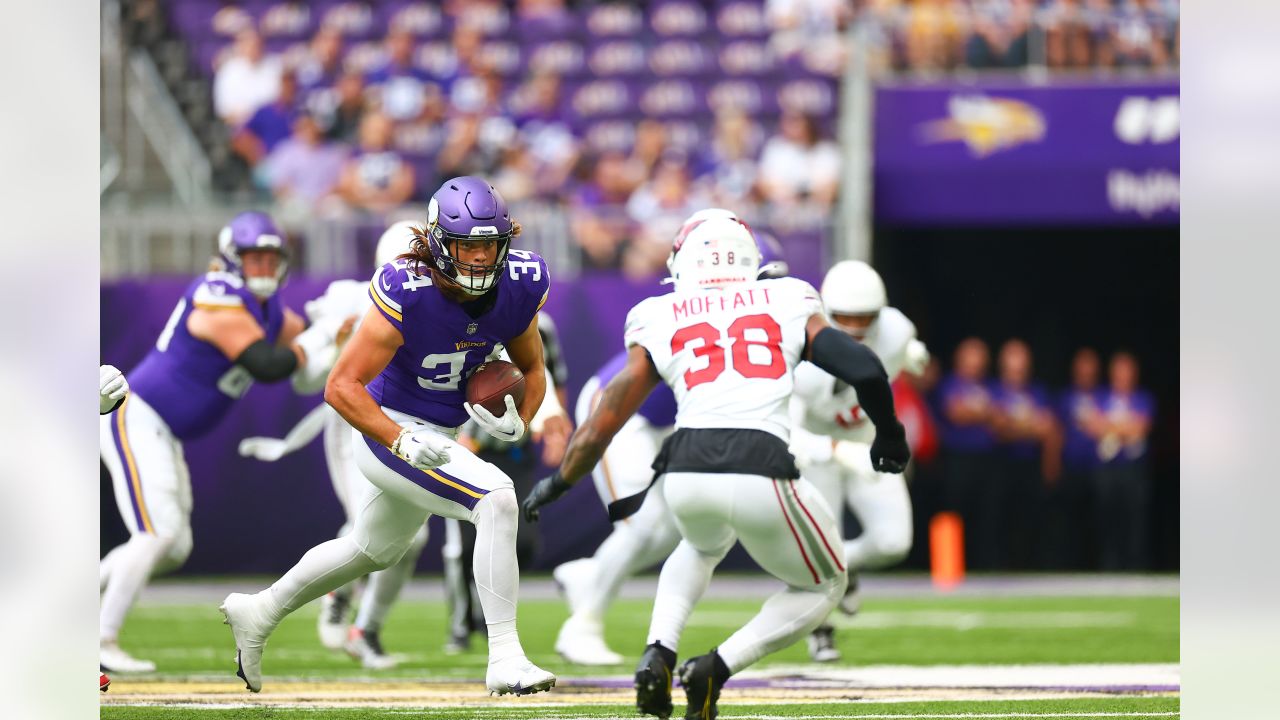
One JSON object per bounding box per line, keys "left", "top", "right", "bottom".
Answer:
{"left": 99, "top": 364, "right": 128, "bottom": 693}
{"left": 789, "top": 260, "right": 930, "bottom": 662}
{"left": 235, "top": 222, "right": 417, "bottom": 669}
{"left": 522, "top": 217, "right": 910, "bottom": 720}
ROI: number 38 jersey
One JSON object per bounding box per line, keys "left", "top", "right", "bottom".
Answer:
{"left": 128, "top": 272, "right": 285, "bottom": 440}
{"left": 623, "top": 277, "right": 823, "bottom": 443}
{"left": 366, "top": 249, "right": 549, "bottom": 429}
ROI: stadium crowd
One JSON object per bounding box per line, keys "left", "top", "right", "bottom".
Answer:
{"left": 160, "top": 0, "right": 1178, "bottom": 276}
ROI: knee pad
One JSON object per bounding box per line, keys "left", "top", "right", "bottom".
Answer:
{"left": 477, "top": 486, "right": 518, "bottom": 517}
{"left": 149, "top": 527, "right": 193, "bottom": 576}
{"left": 360, "top": 539, "right": 411, "bottom": 569}
{"left": 406, "top": 523, "right": 429, "bottom": 555}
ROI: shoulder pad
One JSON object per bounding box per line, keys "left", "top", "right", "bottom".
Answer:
{"left": 192, "top": 274, "right": 249, "bottom": 310}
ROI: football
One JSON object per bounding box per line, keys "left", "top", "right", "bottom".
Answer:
{"left": 465, "top": 360, "right": 526, "bottom": 417}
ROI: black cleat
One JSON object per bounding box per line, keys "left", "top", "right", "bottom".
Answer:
{"left": 635, "top": 642, "right": 677, "bottom": 719}
{"left": 677, "top": 650, "right": 730, "bottom": 720}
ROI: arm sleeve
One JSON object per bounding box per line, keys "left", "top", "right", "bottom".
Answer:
{"left": 808, "top": 326, "right": 899, "bottom": 430}
{"left": 236, "top": 339, "right": 299, "bottom": 382}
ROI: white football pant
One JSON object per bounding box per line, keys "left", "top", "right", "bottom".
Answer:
{"left": 647, "top": 472, "right": 847, "bottom": 673}
{"left": 802, "top": 443, "right": 913, "bottom": 571}
{"left": 99, "top": 395, "right": 194, "bottom": 642}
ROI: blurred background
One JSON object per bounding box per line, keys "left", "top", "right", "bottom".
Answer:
{"left": 100, "top": 0, "right": 1178, "bottom": 576}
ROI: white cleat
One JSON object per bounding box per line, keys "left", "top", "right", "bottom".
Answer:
{"left": 551, "top": 558, "right": 596, "bottom": 616}
{"left": 220, "top": 592, "right": 274, "bottom": 692}
{"left": 485, "top": 656, "right": 556, "bottom": 696}
{"left": 317, "top": 591, "right": 352, "bottom": 650}
{"left": 100, "top": 642, "right": 156, "bottom": 673}
{"left": 344, "top": 626, "right": 399, "bottom": 670}
{"left": 555, "top": 615, "right": 624, "bottom": 666}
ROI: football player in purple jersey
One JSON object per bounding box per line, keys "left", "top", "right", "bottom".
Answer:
{"left": 220, "top": 177, "right": 557, "bottom": 696}
{"left": 99, "top": 212, "right": 348, "bottom": 674}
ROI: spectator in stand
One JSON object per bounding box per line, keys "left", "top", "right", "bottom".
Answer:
{"left": 1107, "top": 0, "right": 1171, "bottom": 69}
{"left": 508, "top": 71, "right": 579, "bottom": 197}
{"left": 937, "top": 338, "right": 1000, "bottom": 569}
{"left": 1083, "top": 0, "right": 1119, "bottom": 66}
{"left": 765, "top": 0, "right": 855, "bottom": 74}
{"left": 758, "top": 112, "right": 841, "bottom": 209}
{"left": 231, "top": 71, "right": 299, "bottom": 175}
{"left": 1047, "top": 347, "right": 1106, "bottom": 568}
{"left": 694, "top": 110, "right": 763, "bottom": 210}
{"left": 625, "top": 154, "right": 712, "bottom": 278}
{"left": 336, "top": 112, "right": 416, "bottom": 215}
{"left": 365, "top": 28, "right": 437, "bottom": 123}
{"left": 213, "top": 27, "right": 283, "bottom": 127}
{"left": 295, "top": 26, "right": 345, "bottom": 93}
{"left": 568, "top": 151, "right": 635, "bottom": 269}
{"left": 267, "top": 113, "right": 350, "bottom": 216}
{"left": 903, "top": 0, "right": 964, "bottom": 71}
{"left": 965, "top": 0, "right": 1034, "bottom": 69}
{"left": 515, "top": 0, "right": 576, "bottom": 35}
{"left": 1093, "top": 351, "right": 1155, "bottom": 570}
{"left": 988, "top": 339, "right": 1057, "bottom": 569}
{"left": 623, "top": 120, "right": 670, "bottom": 191}
{"left": 317, "top": 71, "right": 370, "bottom": 144}
{"left": 1043, "top": 0, "right": 1097, "bottom": 69}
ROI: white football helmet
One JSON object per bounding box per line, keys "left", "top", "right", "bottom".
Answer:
{"left": 375, "top": 220, "right": 420, "bottom": 268}
{"left": 667, "top": 215, "right": 760, "bottom": 292}
{"left": 821, "top": 260, "right": 887, "bottom": 316}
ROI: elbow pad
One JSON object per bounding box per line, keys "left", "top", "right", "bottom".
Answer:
{"left": 809, "top": 327, "right": 897, "bottom": 428}
{"left": 235, "top": 339, "right": 299, "bottom": 382}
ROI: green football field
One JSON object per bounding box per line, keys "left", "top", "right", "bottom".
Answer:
{"left": 101, "top": 576, "right": 1179, "bottom": 719}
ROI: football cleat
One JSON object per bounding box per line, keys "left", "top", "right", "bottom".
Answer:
{"left": 317, "top": 590, "right": 353, "bottom": 650}
{"left": 634, "top": 641, "right": 676, "bottom": 719}
{"left": 555, "top": 615, "right": 624, "bottom": 666}
{"left": 485, "top": 655, "right": 556, "bottom": 696}
{"left": 99, "top": 672, "right": 111, "bottom": 693}
{"left": 100, "top": 641, "right": 156, "bottom": 673}
{"left": 443, "top": 631, "right": 472, "bottom": 655}
{"left": 551, "top": 557, "right": 596, "bottom": 616}
{"left": 220, "top": 592, "right": 274, "bottom": 693}
{"left": 807, "top": 624, "right": 841, "bottom": 663}
{"left": 345, "top": 626, "right": 398, "bottom": 670}
{"left": 837, "top": 571, "right": 861, "bottom": 616}
{"left": 677, "top": 651, "right": 731, "bottom": 720}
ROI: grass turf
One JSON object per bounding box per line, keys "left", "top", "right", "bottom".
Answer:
{"left": 115, "top": 593, "right": 1178, "bottom": 678}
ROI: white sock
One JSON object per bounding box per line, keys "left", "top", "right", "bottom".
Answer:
{"left": 579, "top": 525, "right": 644, "bottom": 621}
{"left": 355, "top": 525, "right": 427, "bottom": 632}
{"left": 99, "top": 543, "right": 131, "bottom": 593}
{"left": 259, "top": 536, "right": 381, "bottom": 627}
{"left": 717, "top": 578, "right": 843, "bottom": 673}
{"left": 100, "top": 534, "right": 167, "bottom": 641}
{"left": 471, "top": 490, "right": 525, "bottom": 663}
{"left": 646, "top": 540, "right": 720, "bottom": 653}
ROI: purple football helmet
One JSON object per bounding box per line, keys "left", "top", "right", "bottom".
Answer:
{"left": 217, "top": 211, "right": 288, "bottom": 298}
{"left": 424, "top": 176, "right": 513, "bottom": 296}
{"left": 755, "top": 230, "right": 789, "bottom": 279}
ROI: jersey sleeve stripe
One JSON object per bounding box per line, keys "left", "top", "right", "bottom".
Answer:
{"left": 192, "top": 286, "right": 245, "bottom": 308}
{"left": 371, "top": 270, "right": 403, "bottom": 312}
{"left": 193, "top": 301, "right": 249, "bottom": 311}
{"left": 535, "top": 288, "right": 549, "bottom": 312}
{"left": 369, "top": 282, "right": 404, "bottom": 323}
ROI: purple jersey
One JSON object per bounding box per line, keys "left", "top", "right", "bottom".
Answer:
{"left": 595, "top": 350, "right": 677, "bottom": 428}
{"left": 366, "top": 250, "right": 550, "bottom": 428}
{"left": 1059, "top": 387, "right": 1106, "bottom": 470}
{"left": 991, "top": 381, "right": 1051, "bottom": 460}
{"left": 1100, "top": 388, "right": 1155, "bottom": 463}
{"left": 128, "top": 272, "right": 285, "bottom": 440}
{"left": 937, "top": 374, "right": 997, "bottom": 453}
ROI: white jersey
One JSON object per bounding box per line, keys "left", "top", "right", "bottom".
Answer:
{"left": 791, "top": 306, "right": 917, "bottom": 443}
{"left": 305, "top": 279, "right": 372, "bottom": 326}
{"left": 624, "top": 277, "right": 823, "bottom": 442}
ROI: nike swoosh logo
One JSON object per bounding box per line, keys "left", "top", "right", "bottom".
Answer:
{"left": 380, "top": 275, "right": 393, "bottom": 291}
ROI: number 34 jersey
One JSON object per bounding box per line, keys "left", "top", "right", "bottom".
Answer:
{"left": 624, "top": 277, "right": 823, "bottom": 443}
{"left": 128, "top": 272, "right": 285, "bottom": 440}
{"left": 367, "top": 250, "right": 549, "bottom": 429}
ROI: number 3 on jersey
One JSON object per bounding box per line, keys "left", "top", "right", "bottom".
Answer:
{"left": 670, "top": 313, "right": 786, "bottom": 390}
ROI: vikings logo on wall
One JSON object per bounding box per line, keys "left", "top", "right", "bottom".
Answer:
{"left": 918, "top": 95, "right": 1046, "bottom": 157}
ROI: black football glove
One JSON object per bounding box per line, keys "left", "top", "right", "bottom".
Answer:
{"left": 870, "top": 421, "right": 911, "bottom": 474}
{"left": 522, "top": 472, "right": 573, "bottom": 522}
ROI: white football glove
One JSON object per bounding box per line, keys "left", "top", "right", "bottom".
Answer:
{"left": 464, "top": 395, "right": 526, "bottom": 443}
{"left": 238, "top": 437, "right": 288, "bottom": 462}
{"left": 99, "top": 364, "right": 129, "bottom": 414}
{"left": 904, "top": 338, "right": 930, "bottom": 376}
{"left": 392, "top": 427, "right": 454, "bottom": 470}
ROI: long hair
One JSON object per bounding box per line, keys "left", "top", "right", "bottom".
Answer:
{"left": 402, "top": 219, "right": 523, "bottom": 302}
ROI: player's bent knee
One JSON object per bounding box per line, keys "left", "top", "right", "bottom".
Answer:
{"left": 871, "top": 531, "right": 912, "bottom": 566}
{"left": 477, "top": 486, "right": 518, "bottom": 518}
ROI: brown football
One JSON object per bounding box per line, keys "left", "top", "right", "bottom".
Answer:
{"left": 465, "top": 360, "right": 526, "bottom": 417}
